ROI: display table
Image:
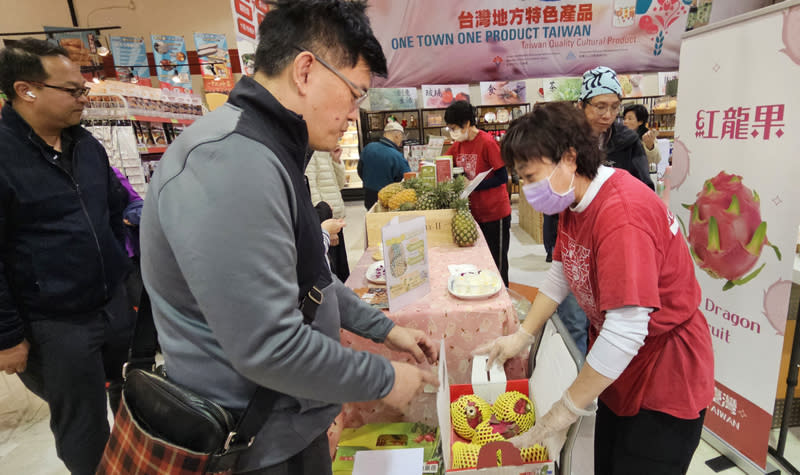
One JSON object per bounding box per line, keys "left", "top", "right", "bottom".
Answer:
{"left": 338, "top": 234, "right": 527, "bottom": 428}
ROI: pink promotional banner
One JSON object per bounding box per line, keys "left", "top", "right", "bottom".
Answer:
{"left": 367, "top": 0, "right": 691, "bottom": 87}
{"left": 672, "top": 1, "right": 800, "bottom": 471}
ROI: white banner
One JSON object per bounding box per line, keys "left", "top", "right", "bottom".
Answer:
{"left": 671, "top": 2, "right": 800, "bottom": 470}
{"left": 230, "top": 0, "right": 270, "bottom": 75}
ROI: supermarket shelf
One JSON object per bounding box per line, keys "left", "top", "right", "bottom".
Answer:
{"left": 657, "top": 130, "right": 675, "bottom": 138}
{"left": 131, "top": 115, "right": 196, "bottom": 125}
{"left": 652, "top": 107, "right": 676, "bottom": 115}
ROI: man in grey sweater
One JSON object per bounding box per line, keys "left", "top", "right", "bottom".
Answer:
{"left": 140, "top": 2, "right": 438, "bottom": 474}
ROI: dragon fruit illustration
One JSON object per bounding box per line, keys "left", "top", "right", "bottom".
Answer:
{"left": 684, "top": 171, "right": 781, "bottom": 290}
{"left": 763, "top": 279, "right": 792, "bottom": 335}
{"left": 780, "top": 6, "right": 800, "bottom": 66}
{"left": 669, "top": 139, "right": 690, "bottom": 189}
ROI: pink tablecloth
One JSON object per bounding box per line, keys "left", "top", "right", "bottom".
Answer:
{"left": 339, "top": 235, "right": 527, "bottom": 429}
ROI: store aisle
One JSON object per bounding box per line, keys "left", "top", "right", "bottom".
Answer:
{"left": 1, "top": 198, "right": 797, "bottom": 474}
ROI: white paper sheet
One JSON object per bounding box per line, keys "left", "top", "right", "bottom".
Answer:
{"left": 459, "top": 169, "right": 492, "bottom": 199}
{"left": 352, "top": 448, "right": 424, "bottom": 475}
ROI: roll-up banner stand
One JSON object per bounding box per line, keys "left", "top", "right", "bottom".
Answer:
{"left": 671, "top": 1, "right": 800, "bottom": 473}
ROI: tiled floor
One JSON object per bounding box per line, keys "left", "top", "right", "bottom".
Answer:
{"left": 1, "top": 197, "right": 798, "bottom": 474}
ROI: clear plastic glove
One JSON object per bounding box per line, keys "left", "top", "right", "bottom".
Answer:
{"left": 471, "top": 327, "right": 535, "bottom": 370}
{"left": 507, "top": 390, "right": 597, "bottom": 457}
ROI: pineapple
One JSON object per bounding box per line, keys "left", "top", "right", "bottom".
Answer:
{"left": 387, "top": 188, "right": 416, "bottom": 210}
{"left": 452, "top": 198, "right": 478, "bottom": 247}
{"left": 398, "top": 202, "right": 416, "bottom": 211}
{"left": 450, "top": 174, "right": 468, "bottom": 200}
{"left": 493, "top": 391, "right": 535, "bottom": 433}
{"left": 402, "top": 177, "right": 429, "bottom": 195}
{"left": 450, "top": 394, "right": 492, "bottom": 441}
{"left": 434, "top": 180, "right": 455, "bottom": 209}
{"left": 416, "top": 191, "right": 438, "bottom": 210}
{"left": 377, "top": 182, "right": 405, "bottom": 209}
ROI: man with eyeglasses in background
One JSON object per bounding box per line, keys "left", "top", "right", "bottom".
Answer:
{"left": 0, "top": 38, "right": 134, "bottom": 474}
{"left": 140, "top": 2, "right": 438, "bottom": 474}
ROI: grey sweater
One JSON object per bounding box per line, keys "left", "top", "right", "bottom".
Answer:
{"left": 140, "top": 78, "right": 395, "bottom": 471}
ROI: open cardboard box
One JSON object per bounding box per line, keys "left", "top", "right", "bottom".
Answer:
{"left": 436, "top": 318, "right": 582, "bottom": 474}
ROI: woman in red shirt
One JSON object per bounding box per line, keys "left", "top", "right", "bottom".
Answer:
{"left": 475, "top": 102, "right": 714, "bottom": 475}
{"left": 444, "top": 101, "right": 512, "bottom": 285}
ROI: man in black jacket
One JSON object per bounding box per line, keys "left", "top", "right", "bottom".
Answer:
{"left": 0, "top": 39, "right": 133, "bottom": 474}
{"left": 579, "top": 66, "right": 654, "bottom": 190}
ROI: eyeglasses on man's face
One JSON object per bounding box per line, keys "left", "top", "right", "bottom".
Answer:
{"left": 587, "top": 100, "right": 622, "bottom": 116}
{"left": 293, "top": 46, "right": 368, "bottom": 108}
{"left": 30, "top": 81, "right": 91, "bottom": 98}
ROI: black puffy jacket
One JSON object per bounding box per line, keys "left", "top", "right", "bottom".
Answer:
{"left": 604, "top": 122, "right": 655, "bottom": 190}
{"left": 0, "top": 103, "right": 130, "bottom": 349}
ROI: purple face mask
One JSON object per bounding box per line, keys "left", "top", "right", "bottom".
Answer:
{"left": 522, "top": 166, "right": 576, "bottom": 215}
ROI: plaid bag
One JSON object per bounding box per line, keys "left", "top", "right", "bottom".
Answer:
{"left": 97, "top": 393, "right": 232, "bottom": 475}
{"left": 96, "top": 291, "right": 278, "bottom": 475}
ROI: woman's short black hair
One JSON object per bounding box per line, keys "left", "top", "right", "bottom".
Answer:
{"left": 500, "top": 102, "right": 605, "bottom": 180}
{"left": 444, "top": 100, "right": 476, "bottom": 128}
{"left": 0, "top": 38, "right": 68, "bottom": 101}
{"left": 255, "top": 0, "right": 387, "bottom": 77}
{"left": 623, "top": 103, "right": 649, "bottom": 124}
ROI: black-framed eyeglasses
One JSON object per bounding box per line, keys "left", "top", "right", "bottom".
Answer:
{"left": 586, "top": 100, "right": 622, "bottom": 116}
{"left": 293, "top": 46, "right": 368, "bottom": 107}
{"left": 30, "top": 81, "right": 91, "bottom": 98}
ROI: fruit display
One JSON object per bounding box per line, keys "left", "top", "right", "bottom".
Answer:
{"left": 377, "top": 182, "right": 405, "bottom": 208}
{"left": 448, "top": 390, "right": 548, "bottom": 470}
{"left": 375, "top": 175, "right": 469, "bottom": 213}
{"left": 387, "top": 188, "right": 416, "bottom": 210}
{"left": 682, "top": 171, "right": 781, "bottom": 290}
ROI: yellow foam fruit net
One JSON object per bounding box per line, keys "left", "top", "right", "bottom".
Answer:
{"left": 492, "top": 391, "right": 535, "bottom": 433}
{"left": 521, "top": 444, "right": 549, "bottom": 463}
{"left": 471, "top": 418, "right": 508, "bottom": 446}
{"left": 452, "top": 442, "right": 481, "bottom": 469}
{"left": 450, "top": 394, "right": 492, "bottom": 440}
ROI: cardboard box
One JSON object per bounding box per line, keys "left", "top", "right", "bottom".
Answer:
{"left": 518, "top": 195, "right": 544, "bottom": 244}
{"left": 365, "top": 203, "right": 455, "bottom": 248}
{"left": 436, "top": 319, "right": 581, "bottom": 474}
{"left": 332, "top": 422, "right": 442, "bottom": 475}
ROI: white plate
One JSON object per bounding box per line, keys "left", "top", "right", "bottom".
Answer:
{"left": 496, "top": 108, "right": 510, "bottom": 123}
{"left": 366, "top": 261, "right": 386, "bottom": 284}
{"left": 447, "top": 271, "right": 503, "bottom": 300}
{"left": 484, "top": 111, "right": 496, "bottom": 123}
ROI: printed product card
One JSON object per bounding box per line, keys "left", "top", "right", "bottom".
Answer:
{"left": 424, "top": 136, "right": 445, "bottom": 161}
{"left": 435, "top": 157, "right": 452, "bottom": 183}
{"left": 419, "top": 163, "right": 437, "bottom": 188}
{"left": 381, "top": 216, "right": 430, "bottom": 313}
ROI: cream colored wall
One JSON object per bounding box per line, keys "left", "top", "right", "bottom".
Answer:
{"left": 2, "top": 0, "right": 237, "bottom": 93}
{"left": 2, "top": 0, "right": 235, "bottom": 41}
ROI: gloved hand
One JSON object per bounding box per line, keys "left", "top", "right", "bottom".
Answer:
{"left": 507, "top": 390, "right": 597, "bottom": 458}
{"left": 471, "top": 327, "right": 535, "bottom": 370}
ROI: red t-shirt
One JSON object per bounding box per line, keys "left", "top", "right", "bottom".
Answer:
{"left": 554, "top": 168, "right": 714, "bottom": 419}
{"left": 445, "top": 131, "right": 511, "bottom": 223}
